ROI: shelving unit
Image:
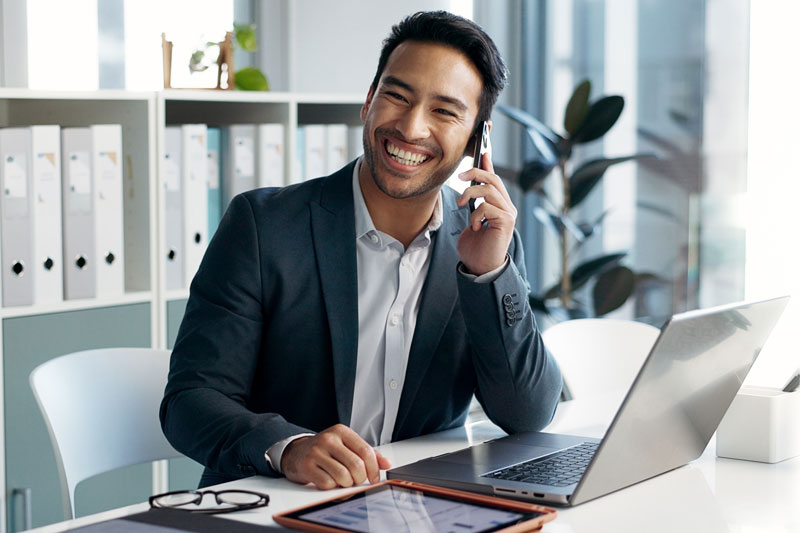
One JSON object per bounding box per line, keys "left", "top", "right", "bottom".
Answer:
{"left": 0, "top": 88, "right": 364, "bottom": 532}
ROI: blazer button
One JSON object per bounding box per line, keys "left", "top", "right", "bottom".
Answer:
{"left": 502, "top": 294, "right": 513, "bottom": 306}
{"left": 506, "top": 317, "right": 516, "bottom": 327}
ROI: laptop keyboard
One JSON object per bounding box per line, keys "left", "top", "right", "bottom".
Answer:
{"left": 482, "top": 442, "right": 599, "bottom": 487}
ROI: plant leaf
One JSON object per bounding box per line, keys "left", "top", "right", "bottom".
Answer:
{"left": 529, "top": 294, "right": 549, "bottom": 313}
{"left": 542, "top": 252, "right": 626, "bottom": 300}
{"left": 593, "top": 265, "right": 635, "bottom": 315}
{"left": 531, "top": 206, "right": 560, "bottom": 237}
{"left": 578, "top": 209, "right": 612, "bottom": 238}
{"left": 496, "top": 105, "right": 563, "bottom": 163}
{"left": 518, "top": 160, "right": 557, "bottom": 192}
{"left": 531, "top": 207, "right": 585, "bottom": 242}
{"left": 568, "top": 154, "right": 652, "bottom": 208}
{"left": 564, "top": 80, "right": 591, "bottom": 135}
{"left": 572, "top": 95, "right": 624, "bottom": 144}
{"left": 234, "top": 67, "right": 269, "bottom": 91}
{"left": 570, "top": 252, "right": 626, "bottom": 292}
{"left": 233, "top": 22, "right": 258, "bottom": 51}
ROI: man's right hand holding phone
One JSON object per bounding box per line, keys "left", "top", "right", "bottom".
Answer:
{"left": 281, "top": 424, "right": 392, "bottom": 489}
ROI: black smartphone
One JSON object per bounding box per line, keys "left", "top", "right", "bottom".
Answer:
{"left": 469, "top": 121, "right": 490, "bottom": 213}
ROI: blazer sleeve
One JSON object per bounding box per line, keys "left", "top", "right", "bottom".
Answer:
{"left": 160, "top": 194, "right": 311, "bottom": 479}
{"left": 456, "top": 230, "right": 562, "bottom": 434}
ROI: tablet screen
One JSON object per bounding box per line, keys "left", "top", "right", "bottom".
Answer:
{"left": 285, "top": 484, "right": 543, "bottom": 533}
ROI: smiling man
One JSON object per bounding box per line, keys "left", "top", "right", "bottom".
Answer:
{"left": 161, "top": 11, "right": 562, "bottom": 491}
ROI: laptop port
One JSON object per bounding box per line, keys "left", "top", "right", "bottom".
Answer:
{"left": 534, "top": 493, "right": 545, "bottom": 498}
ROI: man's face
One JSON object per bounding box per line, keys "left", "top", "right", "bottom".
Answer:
{"left": 360, "top": 40, "right": 482, "bottom": 200}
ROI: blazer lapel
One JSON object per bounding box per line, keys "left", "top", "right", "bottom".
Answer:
{"left": 310, "top": 162, "right": 359, "bottom": 426}
{"left": 394, "top": 194, "right": 469, "bottom": 436}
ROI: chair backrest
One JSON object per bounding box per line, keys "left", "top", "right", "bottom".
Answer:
{"left": 29, "top": 347, "right": 183, "bottom": 519}
{"left": 542, "top": 318, "right": 661, "bottom": 402}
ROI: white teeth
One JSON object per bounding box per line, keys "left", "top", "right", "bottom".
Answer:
{"left": 386, "top": 141, "right": 428, "bottom": 166}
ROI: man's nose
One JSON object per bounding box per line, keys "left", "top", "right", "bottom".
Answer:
{"left": 396, "top": 105, "right": 430, "bottom": 141}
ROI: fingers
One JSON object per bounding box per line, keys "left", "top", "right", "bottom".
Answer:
{"left": 282, "top": 425, "right": 386, "bottom": 490}
{"left": 467, "top": 199, "right": 516, "bottom": 233}
{"left": 458, "top": 167, "right": 515, "bottom": 216}
{"left": 376, "top": 450, "right": 393, "bottom": 470}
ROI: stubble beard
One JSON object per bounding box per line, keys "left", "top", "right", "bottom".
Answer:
{"left": 362, "top": 127, "right": 463, "bottom": 200}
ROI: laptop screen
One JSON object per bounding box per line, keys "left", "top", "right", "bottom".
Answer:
{"left": 572, "top": 296, "right": 789, "bottom": 505}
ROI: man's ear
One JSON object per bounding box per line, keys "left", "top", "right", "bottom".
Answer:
{"left": 361, "top": 87, "right": 375, "bottom": 121}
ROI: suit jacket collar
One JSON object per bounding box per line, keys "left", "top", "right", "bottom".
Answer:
{"left": 310, "top": 161, "right": 470, "bottom": 431}
{"left": 310, "top": 162, "right": 360, "bottom": 425}
{"left": 394, "top": 189, "right": 469, "bottom": 437}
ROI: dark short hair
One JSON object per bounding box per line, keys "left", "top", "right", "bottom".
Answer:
{"left": 370, "top": 11, "right": 507, "bottom": 134}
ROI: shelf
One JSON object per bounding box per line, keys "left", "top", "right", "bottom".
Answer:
{"left": 0, "top": 291, "right": 153, "bottom": 319}
{"left": 160, "top": 89, "right": 294, "bottom": 103}
{"left": 0, "top": 88, "right": 154, "bottom": 101}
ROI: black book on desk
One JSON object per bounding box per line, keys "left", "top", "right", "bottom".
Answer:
{"left": 67, "top": 508, "right": 293, "bottom": 532}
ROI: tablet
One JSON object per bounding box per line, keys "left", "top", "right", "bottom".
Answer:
{"left": 273, "top": 479, "right": 557, "bottom": 532}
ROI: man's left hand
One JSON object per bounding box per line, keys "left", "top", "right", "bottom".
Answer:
{"left": 456, "top": 152, "right": 517, "bottom": 275}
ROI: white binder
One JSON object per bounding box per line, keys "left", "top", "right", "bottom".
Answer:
{"left": 221, "top": 124, "right": 256, "bottom": 209}
{"left": 348, "top": 125, "right": 364, "bottom": 160}
{"left": 91, "top": 125, "right": 125, "bottom": 298}
{"left": 257, "top": 124, "right": 284, "bottom": 188}
{"left": 0, "top": 128, "right": 35, "bottom": 307}
{"left": 164, "top": 126, "right": 184, "bottom": 291}
{"left": 61, "top": 128, "right": 96, "bottom": 300}
{"left": 181, "top": 124, "right": 208, "bottom": 288}
{"left": 325, "top": 124, "right": 349, "bottom": 174}
{"left": 301, "top": 125, "right": 326, "bottom": 181}
{"left": 30, "top": 125, "right": 64, "bottom": 305}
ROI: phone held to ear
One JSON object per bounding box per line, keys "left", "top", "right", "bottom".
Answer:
{"left": 469, "top": 121, "right": 490, "bottom": 213}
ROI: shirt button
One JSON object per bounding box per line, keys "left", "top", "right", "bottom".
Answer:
{"left": 370, "top": 234, "right": 379, "bottom": 244}
{"left": 390, "top": 380, "right": 398, "bottom": 390}
{"left": 401, "top": 257, "right": 409, "bottom": 267}
{"left": 390, "top": 315, "right": 400, "bottom": 326}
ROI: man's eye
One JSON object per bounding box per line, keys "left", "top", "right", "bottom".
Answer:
{"left": 387, "top": 92, "right": 407, "bottom": 102}
{"left": 435, "top": 109, "right": 456, "bottom": 117}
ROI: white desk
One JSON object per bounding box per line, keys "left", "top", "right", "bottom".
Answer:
{"left": 30, "top": 397, "right": 800, "bottom": 532}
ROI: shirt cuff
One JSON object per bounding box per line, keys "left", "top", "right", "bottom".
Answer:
{"left": 458, "top": 255, "right": 510, "bottom": 284}
{"left": 265, "top": 433, "right": 315, "bottom": 474}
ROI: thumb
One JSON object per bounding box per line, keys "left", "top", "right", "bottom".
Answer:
{"left": 375, "top": 451, "right": 392, "bottom": 470}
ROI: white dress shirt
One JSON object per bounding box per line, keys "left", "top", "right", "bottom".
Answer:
{"left": 266, "top": 158, "right": 507, "bottom": 472}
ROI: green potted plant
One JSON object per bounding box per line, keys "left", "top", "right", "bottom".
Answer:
{"left": 498, "top": 80, "right": 657, "bottom": 319}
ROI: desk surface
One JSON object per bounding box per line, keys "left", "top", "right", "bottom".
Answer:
{"left": 30, "top": 396, "right": 800, "bottom": 533}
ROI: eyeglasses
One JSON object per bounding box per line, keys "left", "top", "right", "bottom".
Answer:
{"left": 149, "top": 489, "right": 269, "bottom": 514}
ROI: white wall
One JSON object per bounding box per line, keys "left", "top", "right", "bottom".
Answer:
{"left": 744, "top": 0, "right": 800, "bottom": 388}
{"left": 280, "top": 0, "right": 459, "bottom": 94}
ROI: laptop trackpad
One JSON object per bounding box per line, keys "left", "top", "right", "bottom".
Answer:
{"left": 436, "top": 442, "right": 558, "bottom": 468}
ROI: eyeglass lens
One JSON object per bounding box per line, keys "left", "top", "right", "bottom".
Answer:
{"left": 152, "top": 490, "right": 267, "bottom": 510}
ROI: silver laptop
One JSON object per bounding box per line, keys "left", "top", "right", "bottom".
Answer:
{"left": 388, "top": 296, "right": 789, "bottom": 506}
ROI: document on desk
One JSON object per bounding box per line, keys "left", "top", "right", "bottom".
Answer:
{"left": 66, "top": 508, "right": 292, "bottom": 532}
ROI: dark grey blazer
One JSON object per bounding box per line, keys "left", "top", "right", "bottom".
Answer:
{"left": 160, "top": 160, "right": 562, "bottom": 488}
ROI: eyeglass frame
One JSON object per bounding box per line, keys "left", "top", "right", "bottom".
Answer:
{"left": 149, "top": 489, "right": 270, "bottom": 514}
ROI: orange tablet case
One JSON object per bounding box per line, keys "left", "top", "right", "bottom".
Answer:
{"left": 273, "top": 479, "right": 557, "bottom": 532}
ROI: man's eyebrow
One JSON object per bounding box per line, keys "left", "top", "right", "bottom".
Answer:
{"left": 382, "top": 75, "right": 414, "bottom": 92}
{"left": 382, "top": 75, "right": 469, "bottom": 113}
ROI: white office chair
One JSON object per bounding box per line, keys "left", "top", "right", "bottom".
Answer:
{"left": 542, "top": 318, "right": 661, "bottom": 402}
{"left": 29, "top": 348, "right": 183, "bottom": 519}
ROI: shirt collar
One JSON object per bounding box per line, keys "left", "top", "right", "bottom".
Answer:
{"left": 351, "top": 158, "right": 443, "bottom": 246}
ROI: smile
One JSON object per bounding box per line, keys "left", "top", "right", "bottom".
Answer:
{"left": 385, "top": 141, "right": 430, "bottom": 167}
